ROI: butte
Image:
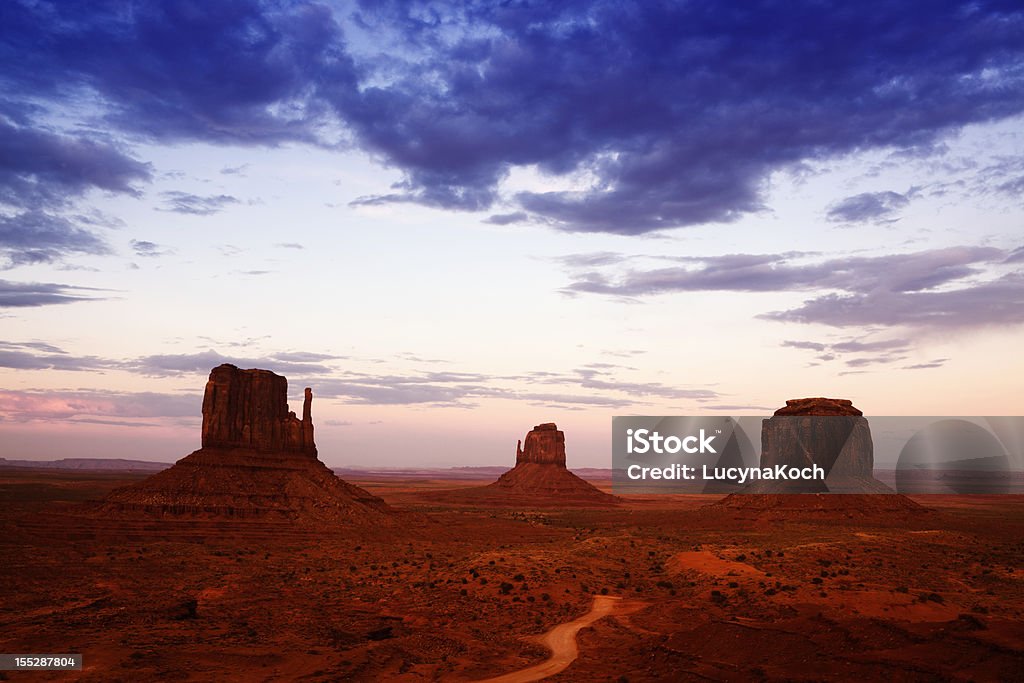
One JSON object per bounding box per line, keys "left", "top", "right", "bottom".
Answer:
{"left": 717, "top": 398, "right": 924, "bottom": 514}
{"left": 103, "top": 364, "right": 392, "bottom": 523}
{"left": 473, "top": 423, "right": 617, "bottom": 506}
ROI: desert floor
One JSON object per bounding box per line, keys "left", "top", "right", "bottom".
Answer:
{"left": 1, "top": 469, "right": 1022, "bottom": 681}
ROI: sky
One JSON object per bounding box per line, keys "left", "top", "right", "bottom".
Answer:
{"left": 1, "top": 1, "right": 1023, "bottom": 468}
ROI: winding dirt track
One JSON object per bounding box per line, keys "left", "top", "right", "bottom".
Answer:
{"left": 474, "top": 595, "right": 645, "bottom": 683}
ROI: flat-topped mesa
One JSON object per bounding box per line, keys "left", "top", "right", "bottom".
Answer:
{"left": 515, "top": 423, "right": 566, "bottom": 467}
{"left": 200, "top": 364, "right": 316, "bottom": 455}
{"left": 755, "top": 396, "right": 894, "bottom": 493}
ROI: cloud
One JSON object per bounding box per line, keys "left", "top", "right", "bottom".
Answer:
{"left": 125, "top": 350, "right": 337, "bottom": 377}
{"left": 275, "top": 242, "right": 305, "bottom": 249}
{"left": 1, "top": 2, "right": 354, "bottom": 146}
{"left": 159, "top": 192, "right": 239, "bottom": 216}
{"left": 558, "top": 252, "right": 630, "bottom": 268}
{"left": 567, "top": 247, "right": 1001, "bottom": 296}
{"left": 0, "top": 389, "right": 199, "bottom": 423}
{"left": 483, "top": 212, "right": 528, "bottom": 226}
{"left": 0, "top": 341, "right": 112, "bottom": 372}
{"left": 826, "top": 191, "right": 910, "bottom": 223}
{"left": 829, "top": 339, "right": 911, "bottom": 352}
{"left": 0, "top": 119, "right": 150, "bottom": 211}
{"left": 844, "top": 355, "right": 906, "bottom": 368}
{"left": 308, "top": 364, "right": 719, "bottom": 408}
{"left": 0, "top": 343, "right": 347, "bottom": 380}
{"left": 130, "top": 239, "right": 172, "bottom": 258}
{"left": 764, "top": 273, "right": 1024, "bottom": 328}
{"left": 783, "top": 336, "right": 918, "bottom": 367}
{"left": 272, "top": 351, "right": 345, "bottom": 363}
{"left": 566, "top": 245, "right": 1024, "bottom": 330}
{"left": 3, "top": 1, "right": 1022, "bottom": 240}
{"left": 781, "top": 340, "right": 827, "bottom": 352}
{"left": 336, "top": 1, "right": 1024, "bottom": 232}
{"left": 0, "top": 279, "right": 103, "bottom": 307}
{"left": 903, "top": 359, "right": 949, "bottom": 370}
{"left": 0, "top": 120, "right": 148, "bottom": 266}
{"left": 1, "top": 211, "right": 111, "bottom": 267}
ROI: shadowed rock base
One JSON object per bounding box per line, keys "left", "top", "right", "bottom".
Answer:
{"left": 104, "top": 448, "right": 391, "bottom": 522}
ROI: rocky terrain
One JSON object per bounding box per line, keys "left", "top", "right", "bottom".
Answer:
{"left": 1, "top": 471, "right": 1021, "bottom": 681}
{"left": 1, "top": 387, "right": 1020, "bottom": 680}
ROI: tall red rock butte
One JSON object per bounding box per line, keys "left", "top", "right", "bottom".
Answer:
{"left": 752, "top": 397, "right": 892, "bottom": 494}
{"left": 200, "top": 364, "right": 316, "bottom": 454}
{"left": 104, "top": 364, "right": 391, "bottom": 522}
{"left": 719, "top": 397, "right": 922, "bottom": 513}
{"left": 485, "top": 423, "right": 617, "bottom": 505}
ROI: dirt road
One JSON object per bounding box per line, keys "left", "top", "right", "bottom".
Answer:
{"left": 474, "top": 595, "right": 644, "bottom": 682}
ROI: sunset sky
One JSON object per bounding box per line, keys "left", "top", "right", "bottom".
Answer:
{"left": 1, "top": 1, "right": 1023, "bottom": 468}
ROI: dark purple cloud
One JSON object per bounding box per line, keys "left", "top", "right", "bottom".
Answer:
{"left": 0, "top": 279, "right": 103, "bottom": 307}
{"left": 1, "top": 0, "right": 1021, "bottom": 240}
{"left": 566, "top": 246, "right": 1024, "bottom": 330}
{"left": 159, "top": 192, "right": 239, "bottom": 216}
{"left": 0, "top": 341, "right": 112, "bottom": 372}
{"left": 764, "top": 273, "right": 1024, "bottom": 328}
{"left": 566, "top": 247, "right": 1002, "bottom": 296}
{"left": 0, "top": 1, "right": 353, "bottom": 145}
{"left": 340, "top": 1, "right": 1024, "bottom": 231}
{"left": 826, "top": 191, "right": 911, "bottom": 223}
{"left": 0, "top": 120, "right": 148, "bottom": 266}
{"left": 1, "top": 211, "right": 112, "bottom": 267}
{"left": 0, "top": 119, "right": 150, "bottom": 211}
{"left": 483, "top": 212, "right": 529, "bottom": 226}
{"left": 130, "top": 239, "right": 172, "bottom": 258}
{"left": 783, "top": 337, "right": 917, "bottom": 368}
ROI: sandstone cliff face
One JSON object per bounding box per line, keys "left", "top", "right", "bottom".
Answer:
{"left": 201, "top": 364, "right": 315, "bottom": 455}
{"left": 761, "top": 398, "right": 873, "bottom": 479}
{"left": 751, "top": 397, "right": 892, "bottom": 494}
{"left": 515, "top": 423, "right": 567, "bottom": 467}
